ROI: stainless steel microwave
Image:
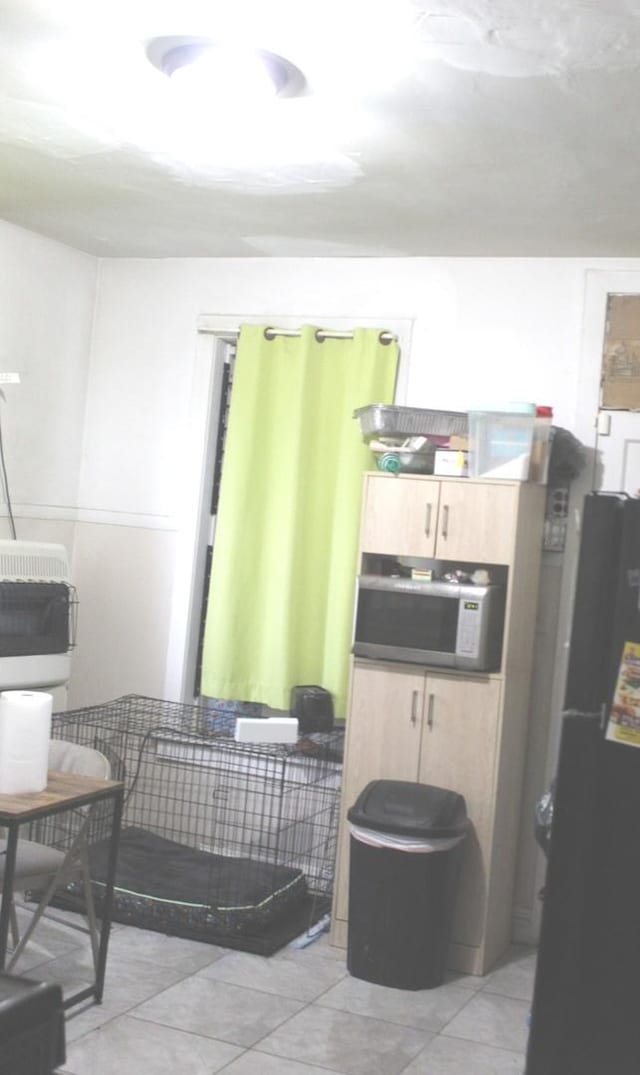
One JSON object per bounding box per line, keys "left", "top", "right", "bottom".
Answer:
{"left": 352, "top": 575, "right": 505, "bottom": 672}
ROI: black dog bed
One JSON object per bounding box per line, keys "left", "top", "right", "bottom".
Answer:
{"left": 55, "top": 826, "right": 312, "bottom": 954}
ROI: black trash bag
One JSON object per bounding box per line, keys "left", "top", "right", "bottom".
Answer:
{"left": 548, "top": 427, "right": 586, "bottom": 484}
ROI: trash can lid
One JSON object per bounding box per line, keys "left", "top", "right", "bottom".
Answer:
{"left": 347, "top": 779, "right": 470, "bottom": 838}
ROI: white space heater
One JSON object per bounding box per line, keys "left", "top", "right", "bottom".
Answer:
{"left": 0, "top": 540, "right": 73, "bottom": 691}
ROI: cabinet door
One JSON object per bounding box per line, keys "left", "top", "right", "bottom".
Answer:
{"left": 360, "top": 475, "right": 440, "bottom": 557}
{"left": 419, "top": 674, "right": 502, "bottom": 948}
{"left": 333, "top": 660, "right": 425, "bottom": 924}
{"left": 435, "top": 481, "right": 517, "bottom": 563}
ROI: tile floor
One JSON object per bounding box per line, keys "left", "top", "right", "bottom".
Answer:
{"left": 11, "top": 909, "right": 536, "bottom": 1075}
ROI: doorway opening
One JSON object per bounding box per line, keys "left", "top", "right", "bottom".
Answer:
{"left": 177, "top": 329, "right": 237, "bottom": 703}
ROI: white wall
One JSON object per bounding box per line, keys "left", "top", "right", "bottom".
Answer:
{"left": 0, "top": 221, "right": 97, "bottom": 534}
{"left": 81, "top": 256, "right": 596, "bottom": 524}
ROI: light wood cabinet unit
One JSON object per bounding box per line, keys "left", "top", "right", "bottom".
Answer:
{"left": 330, "top": 472, "right": 545, "bottom": 977}
{"left": 359, "top": 473, "right": 518, "bottom": 563}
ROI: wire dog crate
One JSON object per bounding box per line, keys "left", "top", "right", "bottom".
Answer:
{"left": 50, "top": 695, "right": 344, "bottom": 954}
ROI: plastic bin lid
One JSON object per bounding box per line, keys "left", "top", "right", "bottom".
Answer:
{"left": 347, "top": 779, "right": 470, "bottom": 838}
{"left": 468, "top": 401, "right": 536, "bottom": 416}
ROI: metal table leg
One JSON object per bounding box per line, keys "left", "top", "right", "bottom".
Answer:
{"left": 0, "top": 825, "right": 19, "bottom": 970}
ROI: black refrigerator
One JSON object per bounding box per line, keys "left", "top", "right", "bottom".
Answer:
{"left": 526, "top": 493, "right": 640, "bottom": 1075}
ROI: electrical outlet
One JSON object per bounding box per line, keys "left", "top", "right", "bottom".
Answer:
{"left": 0, "top": 373, "right": 20, "bottom": 384}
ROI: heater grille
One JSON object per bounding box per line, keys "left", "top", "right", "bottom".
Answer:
{"left": 0, "top": 541, "right": 69, "bottom": 583}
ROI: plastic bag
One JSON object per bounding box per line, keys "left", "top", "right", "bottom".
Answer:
{"left": 349, "top": 822, "right": 464, "bottom": 854}
{"left": 534, "top": 780, "right": 555, "bottom": 858}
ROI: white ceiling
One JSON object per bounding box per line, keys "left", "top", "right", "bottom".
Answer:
{"left": 3, "top": 0, "right": 640, "bottom": 258}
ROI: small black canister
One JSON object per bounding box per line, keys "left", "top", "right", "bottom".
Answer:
{"left": 289, "top": 685, "right": 334, "bottom": 733}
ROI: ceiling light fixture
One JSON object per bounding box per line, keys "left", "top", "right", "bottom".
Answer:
{"left": 146, "top": 36, "right": 307, "bottom": 101}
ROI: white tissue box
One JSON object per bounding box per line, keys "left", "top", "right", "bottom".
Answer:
{"left": 234, "top": 717, "right": 299, "bottom": 744}
{"left": 434, "top": 449, "right": 469, "bottom": 477}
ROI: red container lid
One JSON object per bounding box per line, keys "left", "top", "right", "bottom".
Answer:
{"left": 536, "top": 405, "right": 553, "bottom": 417}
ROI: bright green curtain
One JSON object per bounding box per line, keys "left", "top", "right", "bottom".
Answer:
{"left": 200, "top": 324, "right": 398, "bottom": 717}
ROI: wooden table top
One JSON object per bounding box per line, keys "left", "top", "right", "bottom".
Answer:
{"left": 0, "top": 771, "right": 124, "bottom": 820}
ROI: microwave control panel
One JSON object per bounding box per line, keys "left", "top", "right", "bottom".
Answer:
{"left": 457, "top": 600, "right": 484, "bottom": 657}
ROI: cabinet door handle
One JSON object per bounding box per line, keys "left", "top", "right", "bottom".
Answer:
{"left": 427, "top": 692, "right": 435, "bottom": 729}
{"left": 411, "top": 690, "right": 420, "bottom": 725}
{"left": 441, "top": 504, "right": 450, "bottom": 539}
{"left": 424, "top": 503, "right": 432, "bottom": 537}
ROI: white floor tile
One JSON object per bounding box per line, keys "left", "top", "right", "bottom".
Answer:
{"left": 31, "top": 944, "right": 189, "bottom": 1008}
{"left": 317, "top": 973, "right": 472, "bottom": 1033}
{"left": 106, "top": 923, "right": 227, "bottom": 973}
{"left": 131, "top": 974, "right": 306, "bottom": 1047}
{"left": 280, "top": 933, "right": 348, "bottom": 963}
{"left": 442, "top": 991, "right": 531, "bottom": 1054}
{"left": 59, "top": 1013, "right": 242, "bottom": 1075}
{"left": 481, "top": 947, "right": 537, "bottom": 1002}
{"left": 403, "top": 1033, "right": 526, "bottom": 1074}
{"left": 258, "top": 1003, "right": 432, "bottom": 1075}
{"left": 222, "top": 1052, "right": 340, "bottom": 1075}
{"left": 197, "top": 949, "right": 347, "bottom": 1000}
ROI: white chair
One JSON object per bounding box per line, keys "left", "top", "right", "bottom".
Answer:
{"left": 0, "top": 739, "right": 111, "bottom": 972}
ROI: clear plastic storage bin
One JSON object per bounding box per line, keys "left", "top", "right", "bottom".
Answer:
{"left": 468, "top": 403, "right": 536, "bottom": 480}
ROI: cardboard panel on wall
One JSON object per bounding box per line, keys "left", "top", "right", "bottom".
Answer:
{"left": 602, "top": 294, "right": 640, "bottom": 409}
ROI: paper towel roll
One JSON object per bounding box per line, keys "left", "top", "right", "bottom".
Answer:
{"left": 0, "top": 690, "right": 53, "bottom": 795}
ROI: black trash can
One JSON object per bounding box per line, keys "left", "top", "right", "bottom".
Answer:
{"left": 347, "top": 779, "right": 471, "bottom": 990}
